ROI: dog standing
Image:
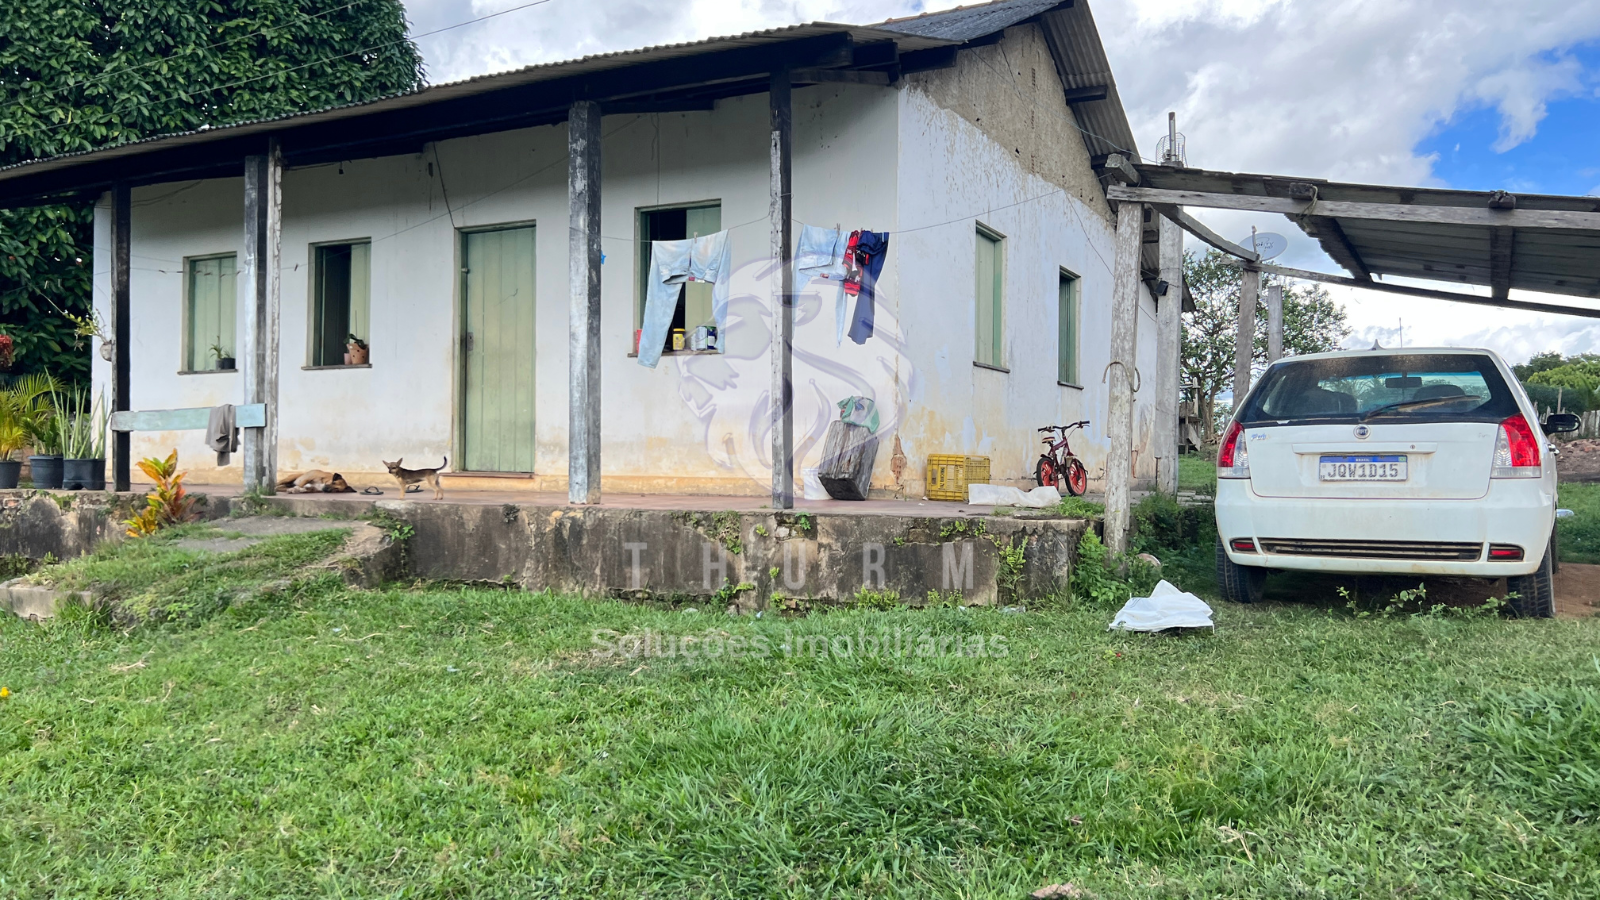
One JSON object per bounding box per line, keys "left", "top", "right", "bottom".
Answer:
{"left": 383, "top": 457, "right": 447, "bottom": 499}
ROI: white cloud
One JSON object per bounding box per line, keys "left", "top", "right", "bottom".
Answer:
{"left": 399, "top": 0, "right": 1600, "bottom": 363}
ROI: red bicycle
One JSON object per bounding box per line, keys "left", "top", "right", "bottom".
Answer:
{"left": 1035, "top": 420, "right": 1090, "bottom": 496}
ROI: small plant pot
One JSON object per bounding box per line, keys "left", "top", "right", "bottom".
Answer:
{"left": 0, "top": 459, "right": 20, "bottom": 489}
{"left": 29, "top": 455, "right": 63, "bottom": 490}
{"left": 216, "top": 357, "right": 236, "bottom": 371}
{"left": 347, "top": 345, "right": 369, "bottom": 366}
{"left": 63, "top": 458, "right": 103, "bottom": 491}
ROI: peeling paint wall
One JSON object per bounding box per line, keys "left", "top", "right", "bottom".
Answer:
{"left": 891, "top": 24, "right": 1161, "bottom": 492}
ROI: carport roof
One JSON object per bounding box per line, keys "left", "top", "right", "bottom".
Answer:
{"left": 1105, "top": 163, "right": 1600, "bottom": 316}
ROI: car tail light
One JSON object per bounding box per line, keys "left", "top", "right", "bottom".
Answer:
{"left": 1217, "top": 421, "right": 1250, "bottom": 479}
{"left": 1488, "top": 544, "right": 1524, "bottom": 561}
{"left": 1230, "top": 538, "right": 1258, "bottom": 553}
{"left": 1491, "top": 414, "right": 1541, "bottom": 478}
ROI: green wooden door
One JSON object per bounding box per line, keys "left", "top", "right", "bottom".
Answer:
{"left": 461, "top": 226, "right": 536, "bottom": 473}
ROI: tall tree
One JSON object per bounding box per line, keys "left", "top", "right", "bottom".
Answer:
{"left": 0, "top": 1, "right": 425, "bottom": 383}
{"left": 1181, "top": 249, "right": 1351, "bottom": 440}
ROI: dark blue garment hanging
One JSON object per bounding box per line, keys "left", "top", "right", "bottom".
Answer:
{"left": 848, "top": 231, "right": 889, "bottom": 344}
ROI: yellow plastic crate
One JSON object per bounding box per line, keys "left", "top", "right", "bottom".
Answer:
{"left": 925, "top": 454, "right": 990, "bottom": 501}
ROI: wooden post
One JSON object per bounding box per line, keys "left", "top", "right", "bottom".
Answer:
{"left": 1104, "top": 202, "right": 1143, "bottom": 555}
{"left": 240, "top": 140, "right": 282, "bottom": 493}
{"left": 1233, "top": 266, "right": 1259, "bottom": 405}
{"left": 1266, "top": 284, "right": 1284, "bottom": 363}
{"left": 1154, "top": 215, "right": 1183, "bottom": 494}
{"left": 769, "top": 68, "right": 795, "bottom": 509}
{"left": 111, "top": 183, "right": 131, "bottom": 493}
{"left": 567, "top": 100, "right": 603, "bottom": 504}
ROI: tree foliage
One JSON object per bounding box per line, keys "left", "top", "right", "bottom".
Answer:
{"left": 1517, "top": 355, "right": 1600, "bottom": 414}
{"left": 0, "top": 1, "right": 425, "bottom": 383}
{"left": 1181, "top": 249, "right": 1351, "bottom": 440}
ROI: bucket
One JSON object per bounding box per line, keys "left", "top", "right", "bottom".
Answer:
{"left": 29, "top": 455, "right": 63, "bottom": 490}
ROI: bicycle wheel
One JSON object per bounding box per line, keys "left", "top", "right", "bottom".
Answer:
{"left": 1035, "top": 456, "right": 1058, "bottom": 489}
{"left": 1063, "top": 458, "right": 1088, "bottom": 496}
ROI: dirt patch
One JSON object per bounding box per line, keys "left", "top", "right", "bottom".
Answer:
{"left": 1555, "top": 563, "right": 1600, "bottom": 618}
{"left": 1557, "top": 439, "right": 1600, "bottom": 483}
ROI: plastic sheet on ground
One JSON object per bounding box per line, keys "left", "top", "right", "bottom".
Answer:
{"left": 966, "top": 484, "right": 1062, "bottom": 508}
{"left": 1109, "top": 580, "right": 1214, "bottom": 632}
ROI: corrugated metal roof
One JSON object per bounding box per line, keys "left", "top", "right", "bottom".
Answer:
{"left": 1136, "top": 165, "right": 1600, "bottom": 300}
{"left": 877, "top": 0, "right": 1068, "bottom": 41}
{"left": 0, "top": 22, "right": 951, "bottom": 186}
{"left": 1037, "top": 1, "right": 1139, "bottom": 160}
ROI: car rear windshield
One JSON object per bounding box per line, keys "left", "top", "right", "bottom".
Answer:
{"left": 1238, "top": 353, "right": 1520, "bottom": 426}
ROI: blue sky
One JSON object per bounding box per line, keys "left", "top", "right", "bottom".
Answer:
{"left": 1419, "top": 43, "right": 1600, "bottom": 196}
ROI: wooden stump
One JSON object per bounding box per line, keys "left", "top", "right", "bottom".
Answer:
{"left": 817, "top": 421, "right": 878, "bottom": 501}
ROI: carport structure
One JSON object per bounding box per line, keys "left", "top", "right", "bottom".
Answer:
{"left": 1093, "top": 156, "right": 1600, "bottom": 552}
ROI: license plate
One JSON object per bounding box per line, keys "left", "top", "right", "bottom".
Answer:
{"left": 1319, "top": 455, "right": 1407, "bottom": 482}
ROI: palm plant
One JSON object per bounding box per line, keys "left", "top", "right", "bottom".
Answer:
{"left": 1, "top": 374, "right": 60, "bottom": 458}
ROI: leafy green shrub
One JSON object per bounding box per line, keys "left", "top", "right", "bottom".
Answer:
{"left": 1070, "top": 531, "right": 1160, "bottom": 609}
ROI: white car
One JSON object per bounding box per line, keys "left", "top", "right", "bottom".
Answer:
{"left": 1213, "top": 347, "right": 1580, "bottom": 617}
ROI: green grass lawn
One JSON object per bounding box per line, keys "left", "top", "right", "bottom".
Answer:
{"left": 1559, "top": 481, "right": 1600, "bottom": 564}
{"left": 1177, "top": 453, "right": 1216, "bottom": 494}
{"left": 3, "top": 538, "right": 1598, "bottom": 898}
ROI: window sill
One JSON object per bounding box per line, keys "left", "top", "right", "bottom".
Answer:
{"left": 1058, "top": 381, "right": 1083, "bottom": 390}
{"left": 178, "top": 368, "right": 237, "bottom": 376}
{"left": 973, "top": 361, "right": 1010, "bottom": 374}
{"left": 626, "top": 349, "right": 723, "bottom": 358}
{"left": 302, "top": 364, "right": 372, "bottom": 371}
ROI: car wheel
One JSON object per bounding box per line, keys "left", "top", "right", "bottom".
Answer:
{"left": 1215, "top": 537, "right": 1267, "bottom": 604}
{"left": 1506, "top": 541, "right": 1556, "bottom": 619}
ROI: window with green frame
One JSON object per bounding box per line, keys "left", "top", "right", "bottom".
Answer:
{"left": 974, "top": 225, "right": 1005, "bottom": 367}
{"left": 184, "top": 254, "right": 237, "bottom": 372}
{"left": 636, "top": 202, "right": 721, "bottom": 354}
{"left": 1058, "top": 270, "right": 1079, "bottom": 384}
{"left": 311, "top": 241, "right": 371, "bottom": 366}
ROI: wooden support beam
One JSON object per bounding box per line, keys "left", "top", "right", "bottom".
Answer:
{"left": 1154, "top": 215, "right": 1183, "bottom": 495}
{"left": 1150, "top": 204, "right": 1258, "bottom": 261}
{"left": 1489, "top": 226, "right": 1514, "bottom": 300}
{"left": 769, "top": 69, "right": 795, "bottom": 509}
{"left": 1265, "top": 284, "right": 1284, "bottom": 363}
{"left": 1062, "top": 84, "right": 1109, "bottom": 102}
{"left": 112, "top": 404, "right": 266, "bottom": 432}
{"left": 111, "top": 183, "right": 131, "bottom": 493}
{"left": 790, "top": 68, "right": 891, "bottom": 86}
{"left": 240, "top": 141, "right": 281, "bottom": 494}
{"left": 1108, "top": 184, "right": 1600, "bottom": 231}
{"left": 1104, "top": 201, "right": 1143, "bottom": 555}
{"left": 1234, "top": 266, "right": 1259, "bottom": 403}
{"left": 1223, "top": 259, "right": 1600, "bottom": 319}
{"left": 1102, "top": 153, "right": 1140, "bottom": 186}
{"left": 567, "top": 100, "right": 603, "bottom": 505}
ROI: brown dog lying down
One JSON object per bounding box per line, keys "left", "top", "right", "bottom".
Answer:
{"left": 276, "top": 470, "right": 354, "bottom": 494}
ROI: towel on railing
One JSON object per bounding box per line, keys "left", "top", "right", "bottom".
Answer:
{"left": 207, "top": 404, "right": 239, "bottom": 466}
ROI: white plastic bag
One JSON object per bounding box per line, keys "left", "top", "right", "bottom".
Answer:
{"left": 966, "top": 483, "right": 1061, "bottom": 508}
{"left": 802, "top": 467, "right": 829, "bottom": 500}
{"left": 1109, "top": 580, "right": 1214, "bottom": 632}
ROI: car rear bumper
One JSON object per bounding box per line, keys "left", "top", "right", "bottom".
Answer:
{"left": 1215, "top": 479, "right": 1553, "bottom": 576}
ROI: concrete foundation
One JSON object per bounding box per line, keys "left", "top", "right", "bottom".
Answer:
{"left": 0, "top": 489, "right": 1093, "bottom": 609}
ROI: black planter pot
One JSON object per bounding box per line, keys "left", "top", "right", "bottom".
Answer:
{"left": 29, "top": 454, "right": 63, "bottom": 489}
{"left": 64, "top": 458, "right": 104, "bottom": 491}
{"left": 217, "top": 357, "right": 236, "bottom": 370}
{"left": 0, "top": 459, "right": 20, "bottom": 489}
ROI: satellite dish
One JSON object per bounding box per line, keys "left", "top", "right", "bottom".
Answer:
{"left": 1238, "top": 232, "right": 1288, "bottom": 260}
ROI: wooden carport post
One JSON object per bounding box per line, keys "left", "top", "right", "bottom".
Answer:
{"left": 1104, "top": 200, "right": 1144, "bottom": 555}
{"left": 567, "top": 100, "right": 603, "bottom": 504}
{"left": 769, "top": 67, "right": 795, "bottom": 509}
{"left": 1154, "top": 215, "right": 1183, "bottom": 494}
{"left": 111, "top": 183, "right": 132, "bottom": 493}
{"left": 1265, "top": 284, "right": 1284, "bottom": 363}
{"left": 240, "top": 140, "right": 282, "bottom": 494}
{"left": 1233, "top": 266, "right": 1259, "bottom": 404}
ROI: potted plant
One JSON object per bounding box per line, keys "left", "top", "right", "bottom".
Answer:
{"left": 22, "top": 374, "right": 64, "bottom": 489}
{"left": 211, "top": 342, "right": 236, "bottom": 371}
{"left": 62, "top": 390, "right": 108, "bottom": 491}
{"left": 345, "top": 334, "right": 369, "bottom": 366}
{"left": 0, "top": 389, "right": 29, "bottom": 489}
